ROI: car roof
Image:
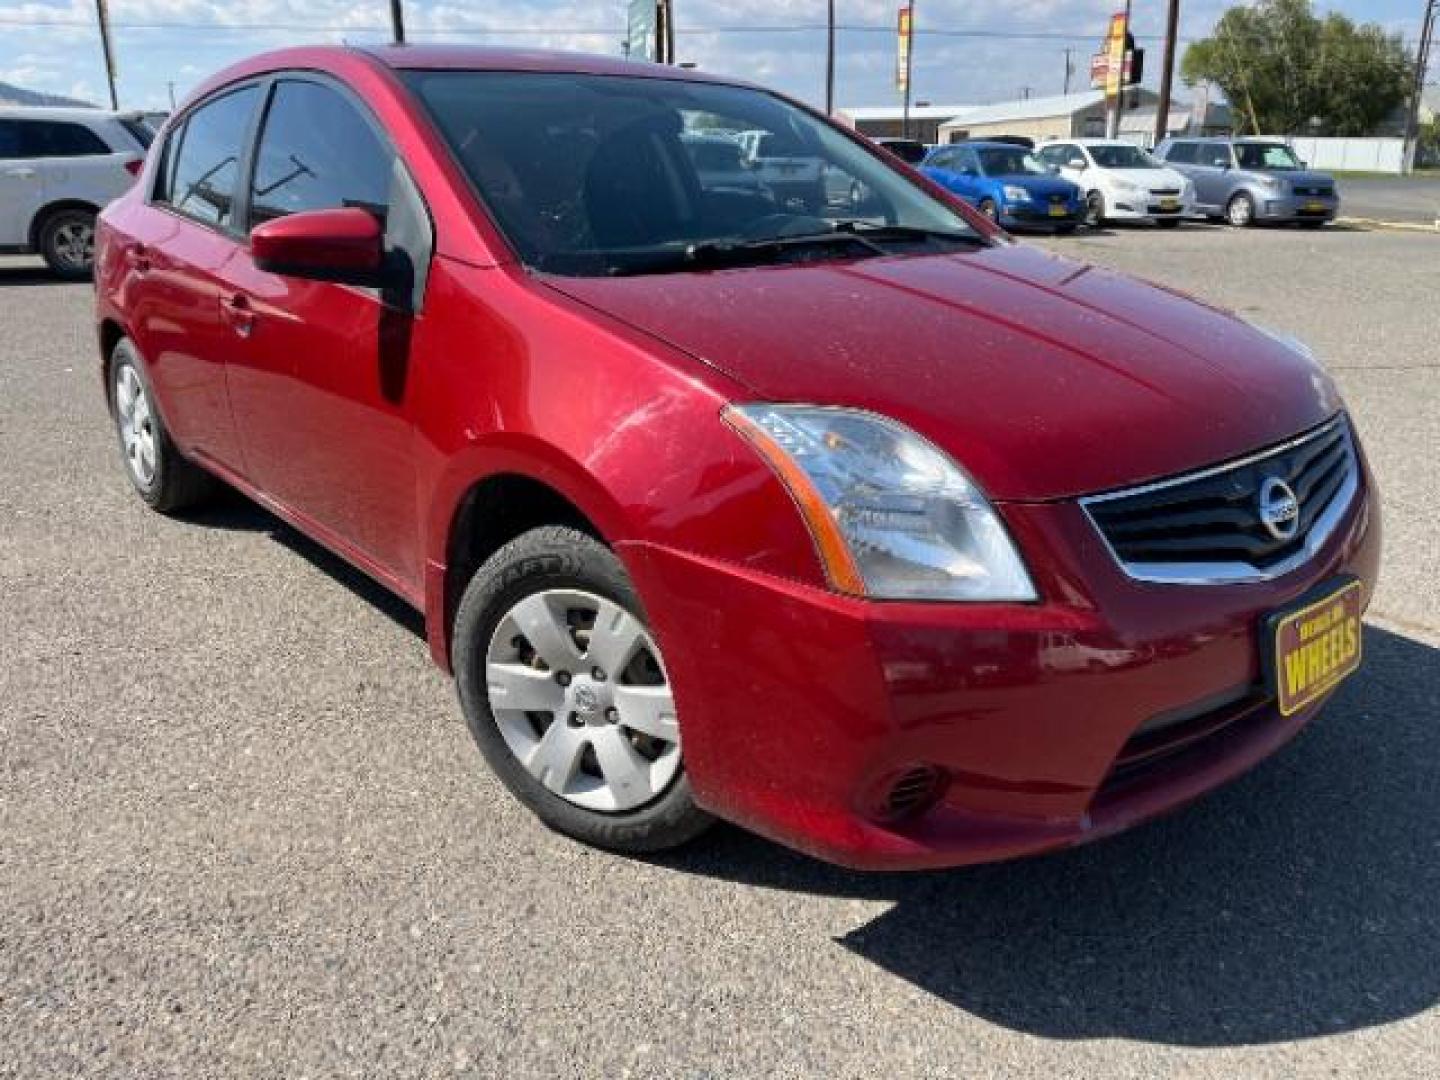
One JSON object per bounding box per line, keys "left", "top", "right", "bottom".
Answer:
{"left": 0, "top": 106, "right": 142, "bottom": 122}
{"left": 960, "top": 141, "right": 1032, "bottom": 150}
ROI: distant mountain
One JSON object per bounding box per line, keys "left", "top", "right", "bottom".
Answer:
{"left": 0, "top": 80, "right": 96, "bottom": 108}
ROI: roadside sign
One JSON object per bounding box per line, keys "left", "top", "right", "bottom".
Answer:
{"left": 896, "top": 7, "right": 912, "bottom": 92}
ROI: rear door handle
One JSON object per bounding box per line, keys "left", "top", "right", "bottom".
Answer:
{"left": 3, "top": 167, "right": 38, "bottom": 179}
{"left": 124, "top": 242, "right": 150, "bottom": 275}
{"left": 220, "top": 293, "right": 256, "bottom": 337}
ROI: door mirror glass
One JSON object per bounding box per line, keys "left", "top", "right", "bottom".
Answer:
{"left": 250, "top": 207, "right": 383, "bottom": 283}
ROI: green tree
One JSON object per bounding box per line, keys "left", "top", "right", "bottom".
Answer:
{"left": 1182, "top": 0, "right": 1413, "bottom": 136}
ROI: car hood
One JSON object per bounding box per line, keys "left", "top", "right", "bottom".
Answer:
{"left": 543, "top": 243, "right": 1340, "bottom": 501}
{"left": 1104, "top": 167, "right": 1185, "bottom": 189}
{"left": 993, "top": 174, "right": 1076, "bottom": 198}
{"left": 1264, "top": 169, "right": 1336, "bottom": 188}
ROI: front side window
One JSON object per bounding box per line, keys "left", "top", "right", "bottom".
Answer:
{"left": 166, "top": 86, "right": 260, "bottom": 228}
{"left": 1163, "top": 142, "right": 1194, "bottom": 164}
{"left": 405, "top": 70, "right": 980, "bottom": 276}
{"left": 249, "top": 80, "right": 393, "bottom": 227}
{"left": 1236, "top": 142, "right": 1303, "bottom": 171}
{"left": 976, "top": 147, "right": 1049, "bottom": 177}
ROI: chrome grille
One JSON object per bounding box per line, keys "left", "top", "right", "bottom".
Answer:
{"left": 1082, "top": 415, "right": 1359, "bottom": 584}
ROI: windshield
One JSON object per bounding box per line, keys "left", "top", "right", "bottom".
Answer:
{"left": 1089, "top": 144, "right": 1157, "bottom": 169}
{"left": 404, "top": 70, "right": 979, "bottom": 276}
{"left": 1236, "top": 143, "right": 1303, "bottom": 171}
{"left": 977, "top": 147, "right": 1049, "bottom": 177}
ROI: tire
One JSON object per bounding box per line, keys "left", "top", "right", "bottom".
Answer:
{"left": 978, "top": 198, "right": 999, "bottom": 222}
{"left": 38, "top": 207, "right": 98, "bottom": 279}
{"left": 1155, "top": 217, "right": 1183, "bottom": 229}
{"left": 1225, "top": 192, "right": 1256, "bottom": 227}
{"left": 1085, "top": 190, "right": 1106, "bottom": 227}
{"left": 453, "top": 526, "right": 714, "bottom": 855}
{"left": 110, "top": 338, "right": 217, "bottom": 512}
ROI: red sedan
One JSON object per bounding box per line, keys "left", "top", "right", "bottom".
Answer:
{"left": 95, "top": 46, "right": 1379, "bottom": 869}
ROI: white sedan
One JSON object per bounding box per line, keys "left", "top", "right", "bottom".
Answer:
{"left": 1037, "top": 139, "right": 1194, "bottom": 227}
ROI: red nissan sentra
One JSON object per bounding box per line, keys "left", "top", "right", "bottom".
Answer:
{"left": 95, "top": 47, "right": 1379, "bottom": 869}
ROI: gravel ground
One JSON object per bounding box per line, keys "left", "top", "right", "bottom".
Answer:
{"left": 2, "top": 224, "right": 1438, "bottom": 1079}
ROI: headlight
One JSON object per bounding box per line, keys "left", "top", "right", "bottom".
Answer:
{"left": 1258, "top": 174, "right": 1284, "bottom": 190}
{"left": 723, "top": 405, "right": 1037, "bottom": 602}
{"left": 1002, "top": 185, "right": 1031, "bottom": 202}
{"left": 1116, "top": 180, "right": 1146, "bottom": 196}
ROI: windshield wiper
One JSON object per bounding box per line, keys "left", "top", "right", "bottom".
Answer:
{"left": 831, "top": 220, "right": 987, "bottom": 245}
{"left": 684, "top": 231, "right": 888, "bottom": 267}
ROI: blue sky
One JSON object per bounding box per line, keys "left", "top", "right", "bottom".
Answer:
{"left": 0, "top": 0, "right": 1431, "bottom": 113}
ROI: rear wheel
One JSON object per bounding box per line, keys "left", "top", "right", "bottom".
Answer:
{"left": 453, "top": 526, "right": 714, "bottom": 855}
{"left": 110, "top": 338, "right": 217, "bottom": 512}
{"left": 1226, "top": 192, "right": 1256, "bottom": 227}
{"left": 38, "top": 207, "right": 97, "bottom": 279}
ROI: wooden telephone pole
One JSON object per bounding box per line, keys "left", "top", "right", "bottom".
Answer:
{"left": 1154, "top": 0, "right": 1181, "bottom": 144}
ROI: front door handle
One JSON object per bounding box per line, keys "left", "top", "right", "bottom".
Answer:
{"left": 220, "top": 293, "right": 255, "bottom": 338}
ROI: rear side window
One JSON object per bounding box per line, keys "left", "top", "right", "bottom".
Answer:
{"left": 119, "top": 117, "right": 155, "bottom": 150}
{"left": 0, "top": 119, "right": 111, "bottom": 158}
{"left": 249, "top": 80, "right": 392, "bottom": 227}
{"left": 165, "top": 86, "right": 260, "bottom": 228}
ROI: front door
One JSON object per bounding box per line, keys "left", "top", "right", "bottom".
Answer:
{"left": 219, "top": 77, "right": 425, "bottom": 593}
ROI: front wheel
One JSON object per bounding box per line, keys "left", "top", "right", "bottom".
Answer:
{"left": 1226, "top": 192, "right": 1256, "bottom": 227}
{"left": 453, "top": 526, "right": 714, "bottom": 855}
{"left": 1085, "top": 190, "right": 1106, "bottom": 227}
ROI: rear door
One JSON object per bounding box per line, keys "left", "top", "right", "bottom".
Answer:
{"left": 127, "top": 85, "right": 262, "bottom": 470}
{"left": 24, "top": 119, "right": 136, "bottom": 216}
{"left": 1188, "top": 142, "right": 1234, "bottom": 210}
{"left": 0, "top": 120, "right": 44, "bottom": 246}
{"left": 216, "top": 76, "right": 429, "bottom": 589}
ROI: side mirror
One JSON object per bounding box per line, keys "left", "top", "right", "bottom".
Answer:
{"left": 250, "top": 207, "right": 384, "bottom": 284}
{"left": 1299, "top": 159, "right": 1309, "bottom": 169}
{"left": 1068, "top": 158, "right": 1087, "bottom": 170}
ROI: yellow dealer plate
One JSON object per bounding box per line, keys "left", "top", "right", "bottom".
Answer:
{"left": 1268, "top": 579, "right": 1363, "bottom": 717}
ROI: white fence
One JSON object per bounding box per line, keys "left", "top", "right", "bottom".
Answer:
{"left": 1287, "top": 137, "right": 1407, "bottom": 174}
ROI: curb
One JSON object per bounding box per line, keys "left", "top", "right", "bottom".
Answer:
{"left": 1337, "top": 215, "right": 1440, "bottom": 234}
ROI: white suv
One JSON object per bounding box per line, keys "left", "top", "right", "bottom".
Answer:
{"left": 1037, "top": 138, "right": 1194, "bottom": 228}
{"left": 0, "top": 107, "right": 152, "bottom": 278}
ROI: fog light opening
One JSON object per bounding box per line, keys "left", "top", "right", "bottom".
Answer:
{"left": 876, "top": 765, "right": 946, "bottom": 823}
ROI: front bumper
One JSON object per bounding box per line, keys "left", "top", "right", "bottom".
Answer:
{"left": 1108, "top": 193, "right": 1192, "bottom": 221}
{"left": 623, "top": 463, "right": 1379, "bottom": 870}
{"left": 1001, "top": 201, "right": 1084, "bottom": 231}
{"left": 1257, "top": 192, "right": 1340, "bottom": 221}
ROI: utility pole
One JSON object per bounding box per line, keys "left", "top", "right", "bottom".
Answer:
{"left": 1154, "top": 0, "right": 1181, "bottom": 145}
{"left": 1404, "top": 0, "right": 1437, "bottom": 173}
{"left": 94, "top": 0, "right": 119, "bottom": 110}
{"left": 389, "top": 0, "right": 406, "bottom": 44}
{"left": 825, "top": 0, "right": 836, "bottom": 114}
{"left": 1063, "top": 47, "right": 1074, "bottom": 95}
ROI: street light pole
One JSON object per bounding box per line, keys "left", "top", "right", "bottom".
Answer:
{"left": 389, "top": 0, "right": 406, "bottom": 44}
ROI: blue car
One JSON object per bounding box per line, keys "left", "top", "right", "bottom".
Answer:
{"left": 921, "top": 141, "right": 1084, "bottom": 232}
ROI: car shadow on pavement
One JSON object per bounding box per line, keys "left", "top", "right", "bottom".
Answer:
{"left": 658, "top": 624, "right": 1440, "bottom": 1047}
{"left": 179, "top": 486, "right": 427, "bottom": 642}
{"left": 0, "top": 264, "right": 72, "bottom": 287}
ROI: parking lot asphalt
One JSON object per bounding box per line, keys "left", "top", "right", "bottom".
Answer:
{"left": 2, "top": 224, "right": 1438, "bottom": 1079}
{"left": 1334, "top": 175, "right": 1440, "bottom": 227}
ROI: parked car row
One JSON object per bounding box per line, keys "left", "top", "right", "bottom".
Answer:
{"left": 881, "top": 135, "right": 1341, "bottom": 234}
